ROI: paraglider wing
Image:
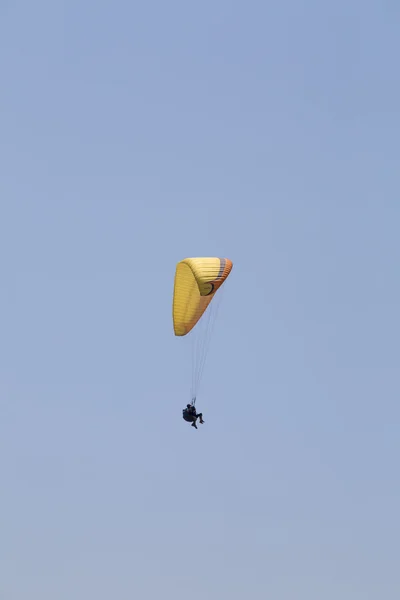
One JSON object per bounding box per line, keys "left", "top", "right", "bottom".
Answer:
{"left": 172, "top": 257, "right": 233, "bottom": 336}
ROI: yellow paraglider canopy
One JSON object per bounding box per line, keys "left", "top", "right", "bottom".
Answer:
{"left": 173, "top": 257, "right": 233, "bottom": 336}
{"left": 173, "top": 256, "right": 233, "bottom": 402}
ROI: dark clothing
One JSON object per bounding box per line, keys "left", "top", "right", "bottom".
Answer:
{"left": 182, "top": 405, "right": 204, "bottom": 428}
{"left": 182, "top": 406, "right": 197, "bottom": 422}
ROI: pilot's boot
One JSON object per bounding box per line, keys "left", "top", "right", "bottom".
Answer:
{"left": 199, "top": 413, "right": 204, "bottom": 424}
{"left": 191, "top": 421, "right": 198, "bottom": 429}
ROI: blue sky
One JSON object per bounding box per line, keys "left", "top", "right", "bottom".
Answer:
{"left": 1, "top": 1, "right": 399, "bottom": 598}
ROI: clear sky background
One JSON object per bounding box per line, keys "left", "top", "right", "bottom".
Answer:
{"left": 1, "top": 1, "right": 399, "bottom": 599}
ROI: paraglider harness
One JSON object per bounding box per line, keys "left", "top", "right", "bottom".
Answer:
{"left": 182, "top": 400, "right": 197, "bottom": 423}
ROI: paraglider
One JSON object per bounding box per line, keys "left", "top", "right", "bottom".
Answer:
{"left": 182, "top": 403, "right": 204, "bottom": 429}
{"left": 172, "top": 257, "right": 233, "bottom": 429}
